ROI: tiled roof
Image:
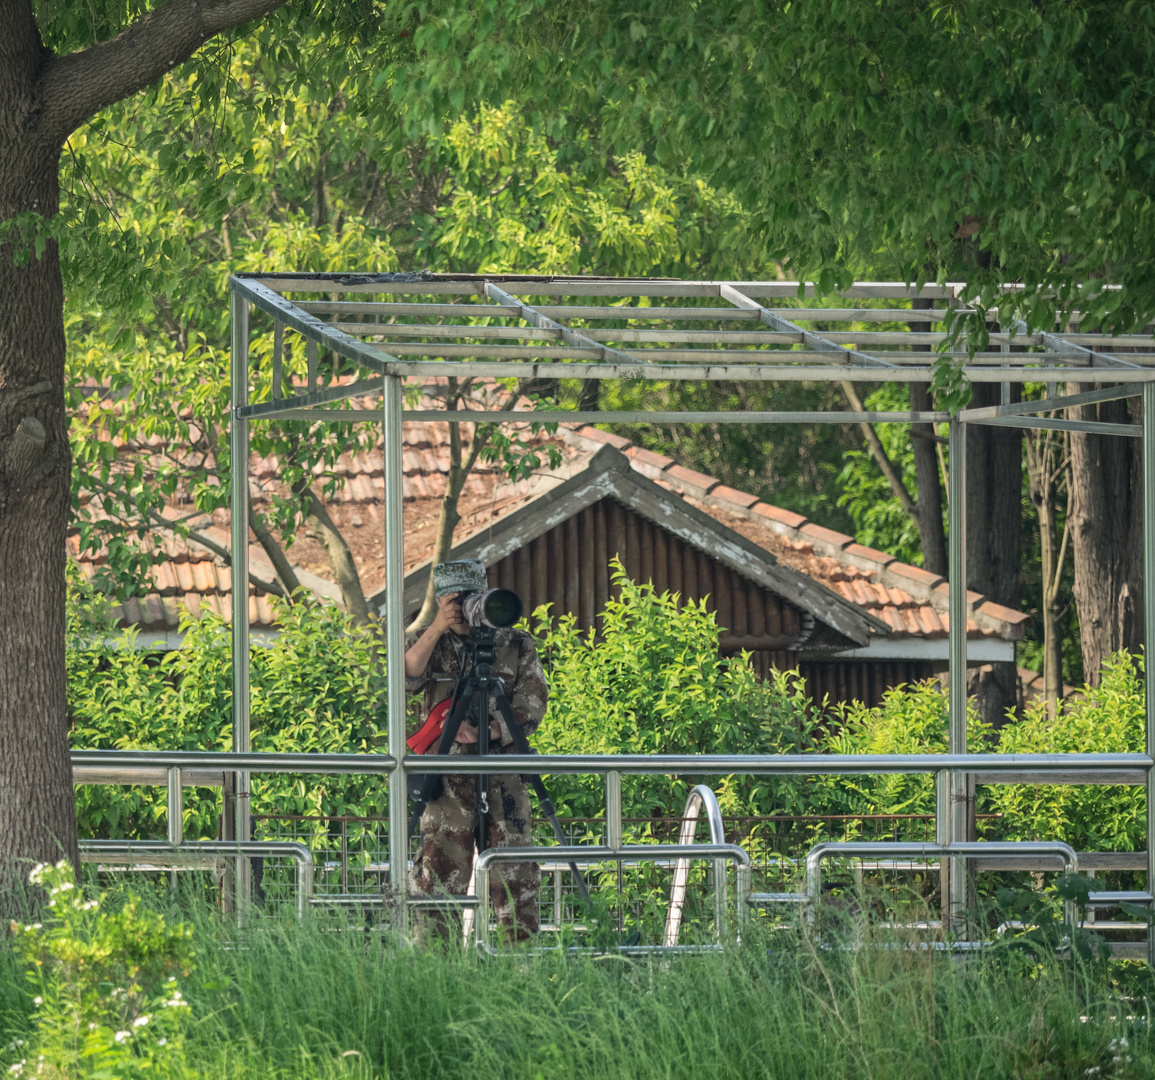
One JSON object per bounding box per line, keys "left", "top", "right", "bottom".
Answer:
{"left": 71, "top": 385, "right": 1027, "bottom": 644}
{"left": 565, "top": 426, "right": 1027, "bottom": 643}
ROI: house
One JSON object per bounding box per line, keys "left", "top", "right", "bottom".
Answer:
{"left": 71, "top": 398, "right": 1029, "bottom": 708}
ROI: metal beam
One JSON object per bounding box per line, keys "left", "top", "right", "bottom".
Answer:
{"left": 1021, "top": 318, "right": 1140, "bottom": 370}
{"left": 383, "top": 376, "right": 409, "bottom": 936}
{"left": 348, "top": 359, "right": 1155, "bottom": 383}
{"left": 238, "top": 377, "right": 385, "bottom": 420}
{"left": 718, "top": 283, "right": 894, "bottom": 368}
{"left": 231, "top": 277, "right": 391, "bottom": 373}
{"left": 69, "top": 746, "right": 1153, "bottom": 775}
{"left": 947, "top": 418, "right": 969, "bottom": 934}
{"left": 400, "top": 410, "right": 951, "bottom": 425}
{"left": 969, "top": 416, "right": 1141, "bottom": 437}
{"left": 958, "top": 384, "right": 1140, "bottom": 421}
{"left": 1144, "top": 381, "right": 1155, "bottom": 965}
{"left": 484, "top": 281, "right": 638, "bottom": 364}
{"left": 228, "top": 289, "right": 252, "bottom": 912}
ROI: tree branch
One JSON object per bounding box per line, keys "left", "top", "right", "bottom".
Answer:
{"left": 37, "top": 0, "right": 289, "bottom": 143}
{"left": 840, "top": 381, "right": 918, "bottom": 520}
{"left": 80, "top": 469, "right": 286, "bottom": 597}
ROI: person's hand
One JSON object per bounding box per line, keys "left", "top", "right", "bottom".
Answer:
{"left": 429, "top": 592, "right": 468, "bottom": 637}
{"left": 454, "top": 720, "right": 503, "bottom": 744}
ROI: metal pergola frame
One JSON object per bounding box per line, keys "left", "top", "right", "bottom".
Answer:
{"left": 218, "top": 271, "right": 1155, "bottom": 954}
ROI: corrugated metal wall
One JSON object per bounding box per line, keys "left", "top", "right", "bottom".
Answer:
{"left": 486, "top": 495, "right": 926, "bottom": 707}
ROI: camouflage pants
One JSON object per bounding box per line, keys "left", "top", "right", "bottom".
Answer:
{"left": 409, "top": 769, "right": 540, "bottom": 944}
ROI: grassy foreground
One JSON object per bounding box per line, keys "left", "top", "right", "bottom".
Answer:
{"left": 3, "top": 871, "right": 1154, "bottom": 1079}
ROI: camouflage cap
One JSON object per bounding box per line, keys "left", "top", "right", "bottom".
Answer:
{"left": 433, "top": 559, "right": 488, "bottom": 597}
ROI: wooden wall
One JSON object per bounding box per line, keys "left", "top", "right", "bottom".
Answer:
{"left": 797, "top": 659, "right": 936, "bottom": 710}
{"left": 485, "top": 495, "right": 925, "bottom": 708}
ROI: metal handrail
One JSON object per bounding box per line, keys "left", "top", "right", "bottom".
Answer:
{"left": 473, "top": 842, "right": 751, "bottom": 952}
{"left": 802, "top": 841, "right": 1081, "bottom": 925}
{"left": 79, "top": 840, "right": 314, "bottom": 918}
{"left": 69, "top": 748, "right": 1152, "bottom": 777}
{"left": 664, "top": 785, "right": 727, "bottom": 947}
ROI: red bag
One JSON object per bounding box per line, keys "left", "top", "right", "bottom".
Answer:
{"left": 407, "top": 697, "right": 454, "bottom": 754}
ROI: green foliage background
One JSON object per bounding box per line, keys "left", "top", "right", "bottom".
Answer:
{"left": 68, "top": 569, "right": 1148, "bottom": 854}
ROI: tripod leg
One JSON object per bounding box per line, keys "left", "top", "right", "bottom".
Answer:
{"left": 491, "top": 683, "right": 592, "bottom": 906}
{"left": 407, "top": 682, "right": 477, "bottom": 845}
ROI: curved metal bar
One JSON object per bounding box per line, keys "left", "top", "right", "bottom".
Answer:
{"left": 472, "top": 843, "right": 751, "bottom": 952}
{"left": 79, "top": 840, "right": 315, "bottom": 918}
{"left": 664, "top": 785, "right": 727, "bottom": 947}
{"left": 804, "top": 841, "right": 1079, "bottom": 925}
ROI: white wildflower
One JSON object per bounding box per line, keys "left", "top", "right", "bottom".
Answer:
{"left": 132, "top": 1016, "right": 150, "bottom": 1028}
{"left": 31, "top": 998, "right": 41, "bottom": 1007}
{"left": 157, "top": 1039, "right": 167, "bottom": 1047}
{"left": 87, "top": 1024, "right": 96, "bottom": 1032}
{"left": 113, "top": 1031, "right": 130, "bottom": 1044}
{"left": 8, "top": 1062, "right": 24, "bottom": 1076}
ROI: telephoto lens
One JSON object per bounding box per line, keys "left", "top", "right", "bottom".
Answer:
{"left": 460, "top": 588, "right": 523, "bottom": 630}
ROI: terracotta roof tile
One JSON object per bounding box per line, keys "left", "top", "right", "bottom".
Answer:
{"left": 851, "top": 580, "right": 879, "bottom": 607}
{"left": 899, "top": 608, "right": 923, "bottom": 635}
{"left": 575, "top": 426, "right": 632, "bottom": 450}
{"left": 976, "top": 600, "right": 1031, "bottom": 627}
{"left": 915, "top": 606, "right": 946, "bottom": 637}
{"left": 844, "top": 542, "right": 896, "bottom": 567}
{"left": 78, "top": 382, "right": 1026, "bottom": 645}
{"left": 886, "top": 586, "right": 915, "bottom": 609}
{"left": 665, "top": 464, "right": 720, "bottom": 495}
{"left": 710, "top": 485, "right": 759, "bottom": 509}
{"left": 624, "top": 446, "right": 672, "bottom": 471}
{"left": 887, "top": 562, "right": 944, "bottom": 589}
{"left": 752, "top": 503, "right": 807, "bottom": 528}
{"left": 880, "top": 608, "right": 908, "bottom": 633}
{"left": 175, "top": 562, "right": 196, "bottom": 593}
{"left": 799, "top": 522, "right": 854, "bottom": 549}
{"left": 191, "top": 561, "right": 217, "bottom": 594}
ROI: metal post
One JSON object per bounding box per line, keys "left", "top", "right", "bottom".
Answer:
{"left": 383, "top": 376, "right": 409, "bottom": 935}
{"left": 167, "top": 767, "right": 183, "bottom": 846}
{"left": 947, "top": 418, "right": 969, "bottom": 936}
{"left": 935, "top": 768, "right": 950, "bottom": 928}
{"left": 1144, "top": 382, "right": 1155, "bottom": 965}
{"left": 605, "top": 771, "right": 622, "bottom": 848}
{"left": 606, "top": 770, "right": 622, "bottom": 932}
{"left": 229, "top": 289, "right": 252, "bottom": 912}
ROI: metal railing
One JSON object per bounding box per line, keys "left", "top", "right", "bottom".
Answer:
{"left": 72, "top": 748, "right": 1155, "bottom": 949}
{"left": 79, "top": 839, "right": 314, "bottom": 918}
{"left": 473, "top": 842, "right": 752, "bottom": 953}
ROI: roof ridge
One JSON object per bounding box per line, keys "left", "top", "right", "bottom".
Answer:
{"left": 566, "top": 425, "right": 1027, "bottom": 637}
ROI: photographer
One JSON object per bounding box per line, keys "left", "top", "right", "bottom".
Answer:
{"left": 403, "top": 560, "right": 547, "bottom": 943}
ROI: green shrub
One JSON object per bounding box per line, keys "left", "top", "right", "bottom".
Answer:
{"left": 68, "top": 581, "right": 390, "bottom": 842}
{"left": 6, "top": 861, "right": 196, "bottom": 1079}
{"left": 532, "top": 564, "right": 820, "bottom": 823}
{"left": 989, "top": 652, "right": 1146, "bottom": 851}
{"left": 808, "top": 681, "right": 991, "bottom": 819}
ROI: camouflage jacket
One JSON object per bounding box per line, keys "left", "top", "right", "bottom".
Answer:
{"left": 404, "top": 628, "right": 548, "bottom": 754}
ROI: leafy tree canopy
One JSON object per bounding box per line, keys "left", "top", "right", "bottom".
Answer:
{"left": 385, "top": 0, "right": 1155, "bottom": 395}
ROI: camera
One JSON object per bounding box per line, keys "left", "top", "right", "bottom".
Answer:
{"left": 460, "top": 588, "right": 523, "bottom": 630}
{"left": 433, "top": 559, "right": 523, "bottom": 630}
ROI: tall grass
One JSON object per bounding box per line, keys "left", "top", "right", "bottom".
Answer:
{"left": 7, "top": 885, "right": 1149, "bottom": 1080}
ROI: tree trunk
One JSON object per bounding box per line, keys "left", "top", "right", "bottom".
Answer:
{"left": 908, "top": 299, "right": 947, "bottom": 576}
{"left": 909, "top": 383, "right": 947, "bottom": 577}
{"left": 1025, "top": 426, "right": 1070, "bottom": 716}
{"left": 964, "top": 382, "right": 1023, "bottom": 728}
{"left": 0, "top": 140, "right": 79, "bottom": 892}
{"left": 1067, "top": 385, "right": 1143, "bottom": 683}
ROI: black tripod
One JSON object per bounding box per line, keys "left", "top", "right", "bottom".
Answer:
{"left": 407, "top": 628, "right": 591, "bottom": 907}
